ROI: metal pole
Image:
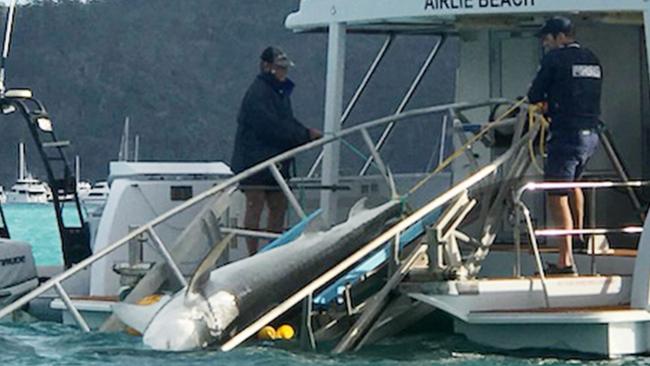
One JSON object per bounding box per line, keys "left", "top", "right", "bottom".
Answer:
{"left": 308, "top": 34, "right": 393, "bottom": 178}
{"left": 299, "top": 293, "right": 316, "bottom": 351}
{"left": 360, "top": 128, "right": 396, "bottom": 197}
{"left": 269, "top": 164, "right": 307, "bottom": 220}
{"left": 519, "top": 204, "right": 551, "bottom": 308}
{"left": 644, "top": 11, "right": 650, "bottom": 98}
{"left": 360, "top": 35, "right": 447, "bottom": 175}
{"left": 320, "top": 22, "right": 346, "bottom": 228}
{"left": 147, "top": 227, "right": 188, "bottom": 287}
{"left": 0, "top": 0, "right": 17, "bottom": 94}
{"left": 590, "top": 187, "right": 597, "bottom": 275}
{"left": 514, "top": 206, "right": 522, "bottom": 277}
{"left": 220, "top": 227, "right": 281, "bottom": 240}
{"left": 54, "top": 282, "right": 90, "bottom": 332}
{"left": 438, "top": 113, "right": 448, "bottom": 167}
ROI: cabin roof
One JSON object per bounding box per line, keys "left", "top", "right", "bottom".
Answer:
{"left": 285, "top": 0, "right": 648, "bottom": 34}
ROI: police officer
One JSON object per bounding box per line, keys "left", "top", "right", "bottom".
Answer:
{"left": 527, "top": 16, "right": 603, "bottom": 275}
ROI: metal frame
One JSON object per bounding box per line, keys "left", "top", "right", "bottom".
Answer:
{"left": 514, "top": 180, "right": 648, "bottom": 282}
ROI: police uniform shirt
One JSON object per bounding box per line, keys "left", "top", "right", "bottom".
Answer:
{"left": 528, "top": 43, "right": 603, "bottom": 132}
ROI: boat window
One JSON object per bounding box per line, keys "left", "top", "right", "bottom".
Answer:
{"left": 170, "top": 186, "right": 193, "bottom": 201}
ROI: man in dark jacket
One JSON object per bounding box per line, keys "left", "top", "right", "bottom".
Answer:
{"left": 527, "top": 17, "right": 602, "bottom": 275}
{"left": 231, "top": 46, "right": 321, "bottom": 256}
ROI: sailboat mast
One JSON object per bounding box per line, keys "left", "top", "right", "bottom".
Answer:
{"left": 75, "top": 155, "right": 80, "bottom": 187}
{"left": 18, "top": 142, "right": 24, "bottom": 180}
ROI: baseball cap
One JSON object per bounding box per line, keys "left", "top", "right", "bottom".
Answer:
{"left": 536, "top": 16, "right": 573, "bottom": 37}
{"left": 260, "top": 46, "right": 295, "bottom": 68}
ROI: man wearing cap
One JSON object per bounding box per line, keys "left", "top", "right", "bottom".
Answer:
{"left": 231, "top": 46, "right": 322, "bottom": 256}
{"left": 528, "top": 16, "right": 603, "bottom": 275}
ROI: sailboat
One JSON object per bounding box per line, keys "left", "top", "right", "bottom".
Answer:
{"left": 5, "top": 143, "right": 51, "bottom": 204}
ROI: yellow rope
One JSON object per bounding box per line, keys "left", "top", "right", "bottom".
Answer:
{"left": 527, "top": 104, "right": 550, "bottom": 175}
{"left": 407, "top": 98, "right": 527, "bottom": 196}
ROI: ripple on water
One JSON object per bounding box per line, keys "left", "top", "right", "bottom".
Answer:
{"left": 3, "top": 322, "right": 650, "bottom": 365}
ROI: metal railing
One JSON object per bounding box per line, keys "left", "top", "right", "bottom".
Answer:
{"left": 221, "top": 143, "right": 517, "bottom": 352}
{"left": 0, "top": 98, "right": 510, "bottom": 329}
{"left": 513, "top": 180, "right": 649, "bottom": 307}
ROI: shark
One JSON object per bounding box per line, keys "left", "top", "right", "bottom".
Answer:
{"left": 114, "top": 198, "right": 401, "bottom": 351}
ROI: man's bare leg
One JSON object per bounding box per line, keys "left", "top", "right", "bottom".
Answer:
{"left": 244, "top": 190, "right": 265, "bottom": 256}
{"left": 569, "top": 187, "right": 584, "bottom": 241}
{"left": 548, "top": 194, "right": 574, "bottom": 268}
{"left": 266, "top": 190, "right": 288, "bottom": 234}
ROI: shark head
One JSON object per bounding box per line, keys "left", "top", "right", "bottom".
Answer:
{"left": 143, "top": 290, "right": 239, "bottom": 351}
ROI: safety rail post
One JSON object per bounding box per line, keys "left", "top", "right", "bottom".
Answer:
{"left": 300, "top": 292, "right": 316, "bottom": 351}
{"left": 360, "top": 128, "right": 396, "bottom": 198}
{"left": 388, "top": 231, "right": 401, "bottom": 276}
{"left": 590, "top": 186, "right": 597, "bottom": 275}
{"left": 54, "top": 282, "right": 90, "bottom": 332}
{"left": 451, "top": 110, "right": 481, "bottom": 170}
{"left": 513, "top": 203, "right": 522, "bottom": 277}
{"left": 517, "top": 203, "right": 551, "bottom": 308}
{"left": 269, "top": 164, "right": 307, "bottom": 220}
{"left": 147, "top": 227, "right": 188, "bottom": 288}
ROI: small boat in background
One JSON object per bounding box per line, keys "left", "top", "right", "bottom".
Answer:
{"left": 0, "top": 186, "right": 6, "bottom": 204}
{"left": 6, "top": 143, "right": 51, "bottom": 204}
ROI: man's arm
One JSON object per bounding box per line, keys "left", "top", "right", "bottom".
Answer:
{"left": 527, "top": 53, "right": 555, "bottom": 104}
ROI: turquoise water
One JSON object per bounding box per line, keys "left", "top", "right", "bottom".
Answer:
{"left": 2, "top": 203, "right": 80, "bottom": 266}
{"left": 2, "top": 205, "right": 650, "bottom": 364}
{"left": 2, "top": 322, "right": 648, "bottom": 366}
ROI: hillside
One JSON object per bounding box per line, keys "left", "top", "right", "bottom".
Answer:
{"left": 0, "top": 0, "right": 457, "bottom": 185}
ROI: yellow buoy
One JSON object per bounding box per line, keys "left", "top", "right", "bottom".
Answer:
{"left": 276, "top": 324, "right": 295, "bottom": 340}
{"left": 257, "top": 325, "right": 277, "bottom": 340}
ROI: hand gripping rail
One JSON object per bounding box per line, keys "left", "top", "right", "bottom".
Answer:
{"left": 0, "top": 98, "right": 509, "bottom": 329}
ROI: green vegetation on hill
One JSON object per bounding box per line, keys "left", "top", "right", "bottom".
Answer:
{"left": 0, "top": 0, "right": 457, "bottom": 186}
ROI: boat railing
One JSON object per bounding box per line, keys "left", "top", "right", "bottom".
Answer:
{"left": 0, "top": 98, "right": 511, "bottom": 331}
{"left": 513, "top": 180, "right": 650, "bottom": 307}
{"left": 220, "top": 129, "right": 529, "bottom": 352}
{"left": 222, "top": 103, "right": 546, "bottom": 352}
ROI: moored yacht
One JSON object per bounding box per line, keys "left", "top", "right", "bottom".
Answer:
{"left": 6, "top": 143, "right": 51, "bottom": 204}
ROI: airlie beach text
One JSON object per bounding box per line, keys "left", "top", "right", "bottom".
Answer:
{"left": 425, "top": 0, "right": 535, "bottom": 10}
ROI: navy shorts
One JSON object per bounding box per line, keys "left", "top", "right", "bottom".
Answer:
{"left": 545, "top": 129, "right": 599, "bottom": 194}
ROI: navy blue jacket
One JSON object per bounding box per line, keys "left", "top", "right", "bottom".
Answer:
{"left": 231, "top": 73, "right": 310, "bottom": 185}
{"left": 528, "top": 43, "right": 603, "bottom": 132}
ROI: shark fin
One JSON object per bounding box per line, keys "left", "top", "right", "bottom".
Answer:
{"left": 348, "top": 197, "right": 368, "bottom": 220}
{"left": 187, "top": 232, "right": 233, "bottom": 297}
{"left": 112, "top": 294, "right": 171, "bottom": 335}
